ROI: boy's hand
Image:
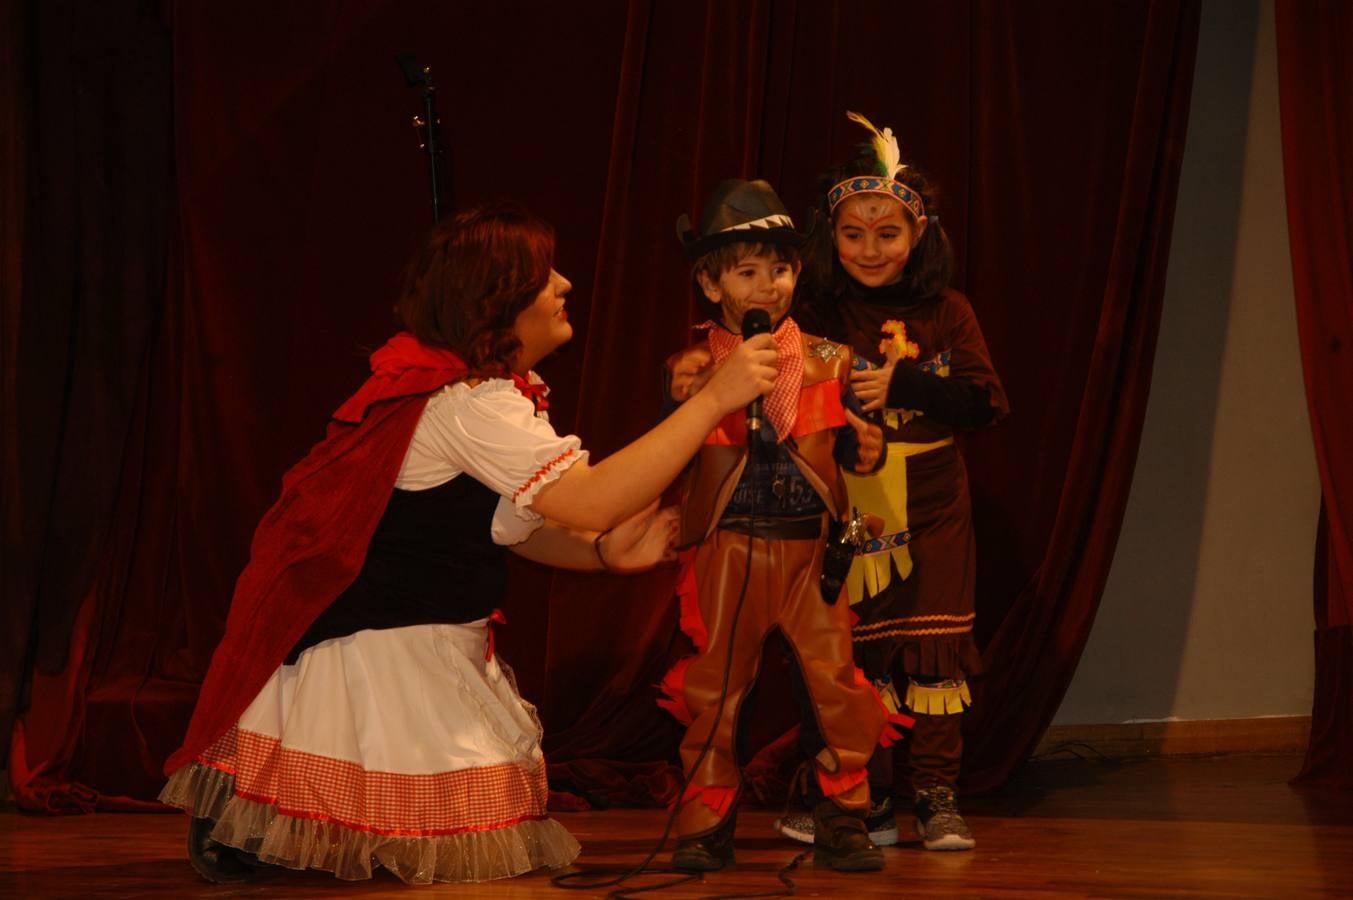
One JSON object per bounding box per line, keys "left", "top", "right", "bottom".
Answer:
{"left": 598, "top": 499, "right": 680, "bottom": 572}
{"left": 701, "top": 333, "right": 778, "bottom": 413}
{"left": 845, "top": 407, "right": 883, "bottom": 472}
{"left": 849, "top": 361, "right": 894, "bottom": 413}
{"left": 670, "top": 347, "right": 713, "bottom": 401}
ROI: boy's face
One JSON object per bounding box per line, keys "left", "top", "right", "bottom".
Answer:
{"left": 696, "top": 250, "right": 799, "bottom": 333}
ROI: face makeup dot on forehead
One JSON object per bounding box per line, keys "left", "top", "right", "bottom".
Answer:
{"left": 839, "top": 196, "right": 907, "bottom": 226}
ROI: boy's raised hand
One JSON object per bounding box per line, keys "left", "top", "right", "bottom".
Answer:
{"left": 598, "top": 499, "right": 680, "bottom": 572}
{"left": 844, "top": 407, "right": 884, "bottom": 472}
{"left": 670, "top": 346, "right": 713, "bottom": 401}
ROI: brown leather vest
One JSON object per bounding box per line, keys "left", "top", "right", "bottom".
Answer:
{"left": 673, "top": 332, "right": 853, "bottom": 548}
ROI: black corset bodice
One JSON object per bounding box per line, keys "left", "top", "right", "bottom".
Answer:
{"left": 286, "top": 475, "right": 506, "bottom": 662}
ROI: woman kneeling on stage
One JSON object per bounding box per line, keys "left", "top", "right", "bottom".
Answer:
{"left": 158, "top": 203, "right": 778, "bottom": 884}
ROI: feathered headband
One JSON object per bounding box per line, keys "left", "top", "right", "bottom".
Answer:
{"left": 827, "top": 111, "right": 926, "bottom": 222}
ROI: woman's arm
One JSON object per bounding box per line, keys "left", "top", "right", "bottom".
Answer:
{"left": 528, "top": 335, "right": 777, "bottom": 531}
{"left": 509, "top": 500, "right": 679, "bottom": 572}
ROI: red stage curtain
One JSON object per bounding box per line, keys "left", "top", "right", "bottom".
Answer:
{"left": 0, "top": 0, "right": 30, "bottom": 776}
{"left": 7, "top": 0, "right": 1202, "bottom": 809}
{"left": 1276, "top": 0, "right": 1353, "bottom": 790}
{"left": 4, "top": 0, "right": 178, "bottom": 811}
{"left": 957, "top": 0, "right": 1202, "bottom": 791}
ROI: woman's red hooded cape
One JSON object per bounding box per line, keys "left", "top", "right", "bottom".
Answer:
{"left": 163, "top": 334, "right": 469, "bottom": 774}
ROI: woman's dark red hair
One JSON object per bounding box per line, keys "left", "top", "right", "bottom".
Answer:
{"left": 397, "top": 203, "right": 555, "bottom": 377}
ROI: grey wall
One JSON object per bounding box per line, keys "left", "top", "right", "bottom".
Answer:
{"left": 1052, "top": 0, "right": 1320, "bottom": 726}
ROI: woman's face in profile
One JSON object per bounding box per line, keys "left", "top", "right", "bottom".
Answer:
{"left": 512, "top": 269, "right": 574, "bottom": 371}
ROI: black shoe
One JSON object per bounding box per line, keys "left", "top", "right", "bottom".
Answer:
{"left": 812, "top": 801, "right": 885, "bottom": 872}
{"left": 672, "top": 813, "right": 736, "bottom": 872}
{"left": 187, "top": 817, "right": 259, "bottom": 884}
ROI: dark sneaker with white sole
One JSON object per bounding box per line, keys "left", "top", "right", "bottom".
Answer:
{"left": 774, "top": 793, "right": 899, "bottom": 846}
{"left": 914, "top": 785, "right": 976, "bottom": 851}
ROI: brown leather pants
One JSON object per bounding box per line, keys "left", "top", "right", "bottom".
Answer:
{"left": 675, "top": 525, "right": 885, "bottom": 838}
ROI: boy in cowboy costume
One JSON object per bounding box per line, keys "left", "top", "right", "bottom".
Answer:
{"left": 660, "top": 179, "right": 902, "bottom": 873}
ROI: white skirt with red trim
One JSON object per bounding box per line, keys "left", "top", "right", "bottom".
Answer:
{"left": 159, "top": 620, "right": 580, "bottom": 883}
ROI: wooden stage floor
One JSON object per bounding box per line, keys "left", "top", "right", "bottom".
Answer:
{"left": 3, "top": 753, "right": 1351, "bottom": 898}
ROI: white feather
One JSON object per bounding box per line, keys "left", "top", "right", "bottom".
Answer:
{"left": 846, "top": 110, "right": 906, "bottom": 179}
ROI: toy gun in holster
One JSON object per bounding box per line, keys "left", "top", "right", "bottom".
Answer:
{"left": 820, "top": 508, "right": 882, "bottom": 604}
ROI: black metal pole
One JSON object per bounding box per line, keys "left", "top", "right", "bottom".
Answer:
{"left": 396, "top": 52, "right": 447, "bottom": 222}
{"left": 422, "top": 80, "right": 442, "bottom": 222}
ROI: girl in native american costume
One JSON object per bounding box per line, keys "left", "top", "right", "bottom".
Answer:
{"left": 159, "top": 203, "right": 778, "bottom": 884}
{"left": 780, "top": 113, "right": 1009, "bottom": 852}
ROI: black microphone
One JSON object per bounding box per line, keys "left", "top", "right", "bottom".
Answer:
{"left": 741, "top": 308, "right": 772, "bottom": 447}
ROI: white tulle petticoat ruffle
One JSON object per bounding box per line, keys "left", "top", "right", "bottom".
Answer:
{"left": 161, "top": 762, "right": 579, "bottom": 883}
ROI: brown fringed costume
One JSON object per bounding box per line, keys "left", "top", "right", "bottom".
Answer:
{"left": 834, "top": 284, "right": 1008, "bottom": 796}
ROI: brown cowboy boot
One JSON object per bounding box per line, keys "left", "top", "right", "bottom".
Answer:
{"left": 811, "top": 799, "right": 884, "bottom": 871}
{"left": 672, "top": 808, "right": 737, "bottom": 872}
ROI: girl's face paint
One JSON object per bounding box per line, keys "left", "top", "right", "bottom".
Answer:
{"left": 832, "top": 194, "right": 927, "bottom": 288}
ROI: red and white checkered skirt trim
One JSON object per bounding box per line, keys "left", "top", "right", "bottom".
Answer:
{"left": 197, "top": 725, "right": 550, "bottom": 835}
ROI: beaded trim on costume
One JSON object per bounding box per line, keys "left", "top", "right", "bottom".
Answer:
{"left": 828, "top": 176, "right": 926, "bottom": 221}
{"left": 860, "top": 530, "right": 911, "bottom": 555}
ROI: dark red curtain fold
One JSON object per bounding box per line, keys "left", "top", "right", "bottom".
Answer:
{"left": 1275, "top": 0, "right": 1353, "bottom": 790}
{"left": 7, "top": 0, "right": 1209, "bottom": 809}
{"left": 1, "top": 0, "right": 32, "bottom": 773}
{"left": 4, "top": 0, "right": 178, "bottom": 811}
{"left": 960, "top": 0, "right": 1202, "bottom": 792}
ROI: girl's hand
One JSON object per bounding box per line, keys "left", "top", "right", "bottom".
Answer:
{"left": 597, "top": 499, "right": 680, "bottom": 572}
{"left": 845, "top": 407, "right": 883, "bottom": 472}
{"left": 850, "top": 361, "right": 894, "bottom": 413}
{"left": 670, "top": 347, "right": 713, "bottom": 401}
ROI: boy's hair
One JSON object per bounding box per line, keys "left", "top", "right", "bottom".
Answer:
{"left": 691, "top": 240, "right": 802, "bottom": 321}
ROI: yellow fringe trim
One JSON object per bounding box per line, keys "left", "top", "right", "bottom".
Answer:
{"left": 904, "top": 681, "right": 972, "bottom": 715}
{"left": 842, "top": 439, "right": 953, "bottom": 605}
{"left": 878, "top": 681, "right": 904, "bottom": 716}
{"left": 845, "top": 547, "right": 910, "bottom": 605}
